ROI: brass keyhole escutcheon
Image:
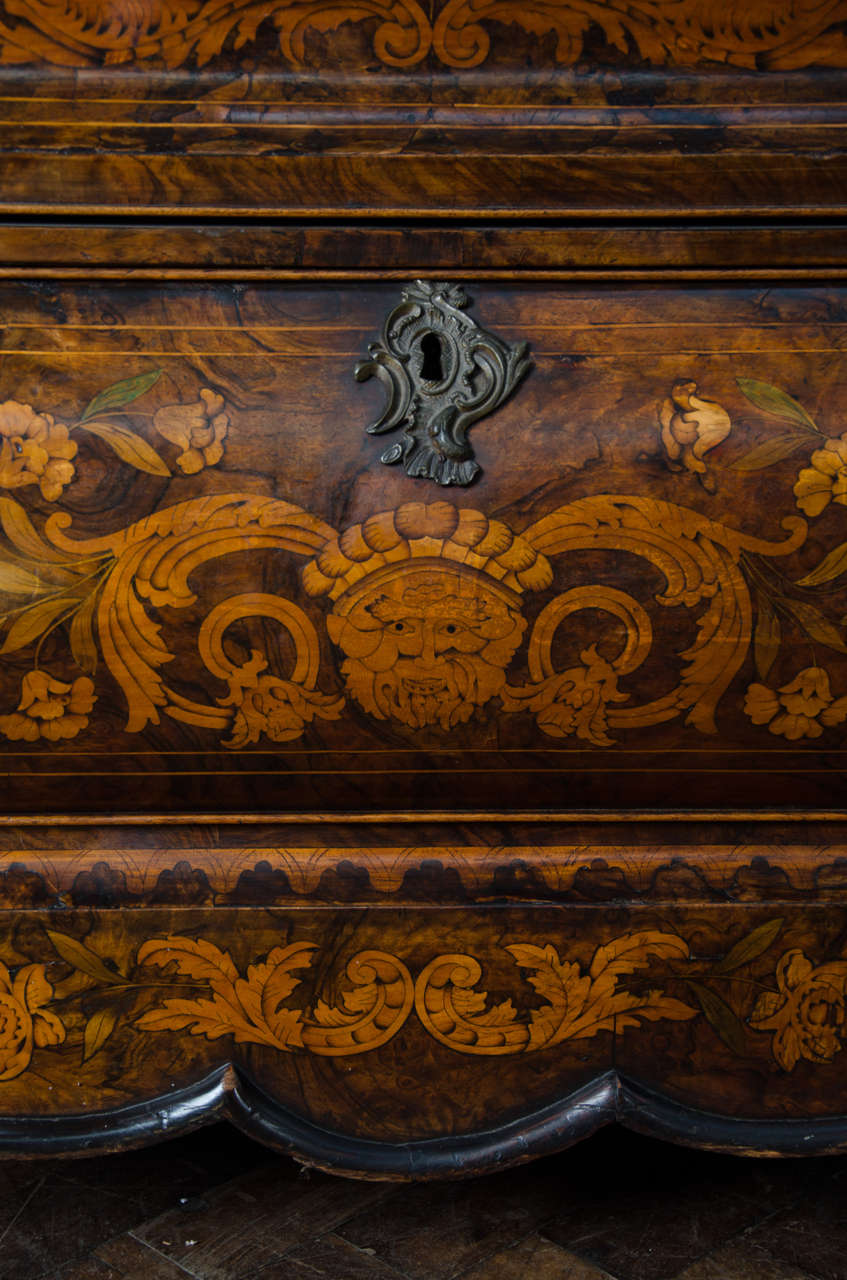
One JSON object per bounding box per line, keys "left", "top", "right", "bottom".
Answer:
{"left": 354, "top": 280, "right": 532, "bottom": 487}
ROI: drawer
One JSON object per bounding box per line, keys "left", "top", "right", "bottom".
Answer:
{"left": 0, "top": 277, "right": 845, "bottom": 818}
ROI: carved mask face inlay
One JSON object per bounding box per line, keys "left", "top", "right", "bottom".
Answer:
{"left": 327, "top": 566, "right": 526, "bottom": 730}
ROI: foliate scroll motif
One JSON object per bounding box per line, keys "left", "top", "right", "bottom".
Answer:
{"left": 0, "top": 486, "right": 814, "bottom": 747}
{"left": 14, "top": 491, "right": 343, "bottom": 742}
{"left": 431, "top": 0, "right": 847, "bottom": 71}
{"left": 135, "top": 937, "right": 414, "bottom": 1058}
{"left": 5, "top": 920, "right": 847, "bottom": 1079}
{"left": 415, "top": 932, "right": 697, "bottom": 1055}
{"left": 0, "top": 1, "right": 434, "bottom": 70}
{"left": 199, "top": 594, "right": 344, "bottom": 747}
{"left": 1, "top": 1, "right": 845, "bottom": 70}
{"left": 0, "top": 927, "right": 694, "bottom": 1079}
{"left": 354, "top": 281, "right": 531, "bottom": 487}
{"left": 506, "top": 495, "right": 806, "bottom": 743}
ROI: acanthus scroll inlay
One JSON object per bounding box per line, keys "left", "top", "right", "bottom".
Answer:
{"left": 2, "top": 365, "right": 847, "bottom": 756}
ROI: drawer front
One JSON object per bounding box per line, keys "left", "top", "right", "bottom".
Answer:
{"left": 0, "top": 279, "right": 845, "bottom": 817}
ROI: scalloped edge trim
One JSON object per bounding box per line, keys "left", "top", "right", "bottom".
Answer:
{"left": 0, "top": 1070, "right": 845, "bottom": 1174}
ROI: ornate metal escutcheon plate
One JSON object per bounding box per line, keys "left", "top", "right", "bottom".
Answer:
{"left": 354, "top": 280, "right": 532, "bottom": 485}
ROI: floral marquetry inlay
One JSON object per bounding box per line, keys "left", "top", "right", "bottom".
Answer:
{"left": 2, "top": 368, "right": 847, "bottom": 753}
{"left": 1, "top": 914, "right": 846, "bottom": 1083}
{"left": 0, "top": 926, "right": 702, "bottom": 1079}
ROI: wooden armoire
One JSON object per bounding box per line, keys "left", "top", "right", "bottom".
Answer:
{"left": 0, "top": 1, "right": 845, "bottom": 1170}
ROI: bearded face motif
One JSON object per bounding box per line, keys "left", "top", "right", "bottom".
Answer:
{"left": 327, "top": 566, "right": 526, "bottom": 730}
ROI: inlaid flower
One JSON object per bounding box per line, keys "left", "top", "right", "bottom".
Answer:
{"left": 504, "top": 645, "right": 628, "bottom": 747}
{"left": 221, "top": 653, "right": 343, "bottom": 749}
{"left": 793, "top": 434, "right": 847, "bottom": 517}
{"left": 0, "top": 670, "right": 96, "bottom": 743}
{"left": 537, "top": 646, "right": 628, "bottom": 746}
{"left": 744, "top": 666, "right": 847, "bottom": 740}
{"left": 750, "top": 949, "right": 847, "bottom": 1071}
{"left": 659, "top": 381, "right": 731, "bottom": 478}
{"left": 0, "top": 961, "right": 65, "bottom": 1082}
{"left": 0, "top": 401, "right": 77, "bottom": 501}
{"left": 153, "top": 388, "right": 229, "bottom": 474}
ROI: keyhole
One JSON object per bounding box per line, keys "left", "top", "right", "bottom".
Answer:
{"left": 419, "top": 331, "right": 444, "bottom": 383}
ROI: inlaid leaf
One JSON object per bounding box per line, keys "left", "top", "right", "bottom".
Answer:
{"left": 264, "top": 1007, "right": 304, "bottom": 1049}
{"left": 753, "top": 590, "right": 781, "bottom": 681}
{"left": 79, "top": 421, "right": 170, "bottom": 477}
{"left": 736, "top": 379, "right": 820, "bottom": 432}
{"left": 82, "top": 1007, "right": 119, "bottom": 1063}
{"left": 0, "top": 596, "right": 76, "bottom": 654}
{"left": 0, "top": 561, "right": 48, "bottom": 596}
{"left": 686, "top": 980, "right": 747, "bottom": 1055}
{"left": 136, "top": 995, "right": 288, "bottom": 1049}
{"left": 729, "top": 433, "right": 810, "bottom": 472}
{"left": 589, "top": 930, "right": 690, "bottom": 979}
{"left": 137, "top": 935, "right": 238, "bottom": 983}
{"left": 466, "top": 998, "right": 518, "bottom": 1027}
{"left": 783, "top": 597, "right": 847, "bottom": 653}
{"left": 0, "top": 496, "right": 61, "bottom": 561}
{"left": 46, "top": 930, "right": 124, "bottom": 986}
{"left": 340, "top": 982, "right": 380, "bottom": 1016}
{"left": 796, "top": 541, "right": 847, "bottom": 588}
{"left": 311, "top": 998, "right": 351, "bottom": 1029}
{"left": 261, "top": 944, "right": 314, "bottom": 1006}
{"left": 508, "top": 943, "right": 583, "bottom": 1008}
{"left": 33, "top": 1008, "right": 65, "bottom": 1048}
{"left": 16, "top": 964, "right": 52, "bottom": 1012}
{"left": 612, "top": 992, "right": 699, "bottom": 1029}
{"left": 713, "top": 918, "right": 785, "bottom": 976}
{"left": 78, "top": 370, "right": 162, "bottom": 423}
{"left": 135, "top": 997, "right": 235, "bottom": 1038}
{"left": 69, "top": 590, "right": 99, "bottom": 675}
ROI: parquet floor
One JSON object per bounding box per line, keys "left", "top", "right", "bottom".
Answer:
{"left": 1, "top": 1124, "right": 844, "bottom": 1279}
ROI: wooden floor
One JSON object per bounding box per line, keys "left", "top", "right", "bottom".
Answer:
{"left": 1, "top": 1123, "right": 844, "bottom": 1279}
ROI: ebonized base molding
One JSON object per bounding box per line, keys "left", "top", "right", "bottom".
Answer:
{"left": 3, "top": 1069, "right": 847, "bottom": 1175}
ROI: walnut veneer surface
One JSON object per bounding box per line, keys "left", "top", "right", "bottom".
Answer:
{"left": 0, "top": 0, "right": 845, "bottom": 1172}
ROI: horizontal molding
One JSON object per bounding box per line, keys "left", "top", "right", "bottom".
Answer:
{"left": 0, "top": 842, "right": 844, "bottom": 905}
{"left": 3, "top": 809, "right": 847, "bottom": 825}
{"left": 2, "top": 223, "right": 846, "bottom": 275}
{"left": 1, "top": 151, "right": 846, "bottom": 219}
{"left": 3, "top": 268, "right": 847, "bottom": 282}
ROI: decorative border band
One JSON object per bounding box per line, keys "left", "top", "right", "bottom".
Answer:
{"left": 0, "top": 2, "right": 845, "bottom": 72}
{"left": 2, "top": 844, "right": 846, "bottom": 902}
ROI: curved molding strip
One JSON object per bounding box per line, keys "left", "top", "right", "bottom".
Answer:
{"left": 2, "top": 1070, "right": 847, "bottom": 1173}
